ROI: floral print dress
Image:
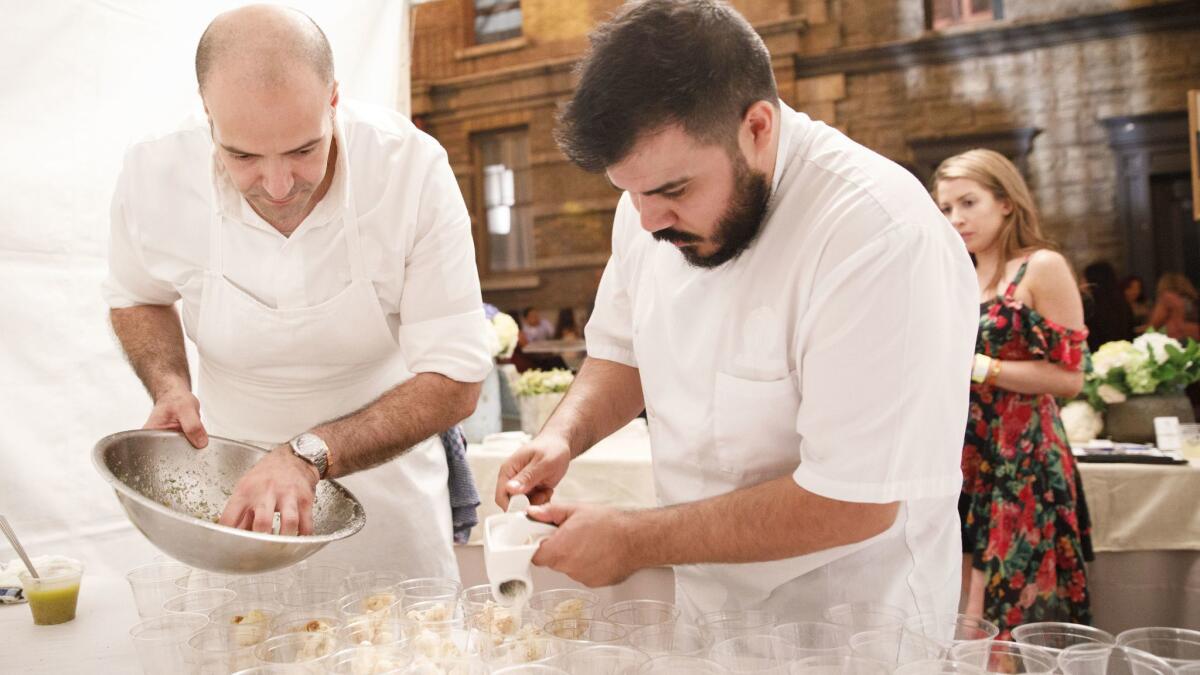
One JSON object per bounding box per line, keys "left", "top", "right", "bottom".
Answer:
{"left": 961, "top": 260, "right": 1092, "bottom": 637}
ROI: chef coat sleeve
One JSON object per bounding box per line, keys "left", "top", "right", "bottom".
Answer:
{"left": 583, "top": 195, "right": 638, "bottom": 368}
{"left": 791, "top": 221, "right": 977, "bottom": 504}
{"left": 101, "top": 152, "right": 182, "bottom": 308}
{"left": 396, "top": 148, "right": 492, "bottom": 384}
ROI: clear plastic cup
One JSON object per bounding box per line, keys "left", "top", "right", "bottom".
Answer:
{"left": 771, "top": 622, "right": 852, "bottom": 659}
{"left": 280, "top": 584, "right": 344, "bottom": 614}
{"left": 225, "top": 578, "right": 289, "bottom": 604}
{"left": 230, "top": 665, "right": 323, "bottom": 675}
{"left": 1179, "top": 423, "right": 1200, "bottom": 460}
{"left": 822, "top": 602, "right": 907, "bottom": 632}
{"left": 186, "top": 624, "right": 260, "bottom": 674}
{"left": 460, "top": 583, "right": 526, "bottom": 634}
{"left": 602, "top": 600, "right": 681, "bottom": 629}
{"left": 291, "top": 563, "right": 352, "bottom": 589}
{"left": 948, "top": 640, "right": 1058, "bottom": 674}
{"left": 789, "top": 654, "right": 894, "bottom": 675}
{"left": 558, "top": 644, "right": 649, "bottom": 673}
{"left": 324, "top": 644, "right": 414, "bottom": 674}
{"left": 163, "top": 588, "right": 237, "bottom": 617}
{"left": 340, "top": 614, "right": 409, "bottom": 647}
{"left": 339, "top": 570, "right": 407, "bottom": 596}
{"left": 893, "top": 659, "right": 989, "bottom": 675}
{"left": 268, "top": 608, "right": 342, "bottom": 637}
{"left": 528, "top": 588, "right": 600, "bottom": 628}
{"left": 475, "top": 629, "right": 563, "bottom": 667}
{"left": 1057, "top": 643, "right": 1177, "bottom": 675}
{"left": 1011, "top": 623, "right": 1116, "bottom": 656}
{"left": 126, "top": 561, "right": 191, "bottom": 619}
{"left": 637, "top": 654, "right": 729, "bottom": 673}
{"left": 399, "top": 657, "right": 489, "bottom": 674}
{"left": 209, "top": 601, "right": 285, "bottom": 645}
{"left": 18, "top": 559, "right": 84, "bottom": 626}
{"left": 175, "top": 569, "right": 235, "bottom": 593}
{"left": 403, "top": 599, "right": 462, "bottom": 637}
{"left": 710, "top": 634, "right": 800, "bottom": 674}
{"left": 130, "top": 612, "right": 210, "bottom": 674}
{"left": 340, "top": 588, "right": 405, "bottom": 622}
{"left": 849, "top": 629, "right": 946, "bottom": 667}
{"left": 628, "top": 622, "right": 713, "bottom": 657}
{"left": 700, "top": 609, "right": 779, "bottom": 642}
{"left": 492, "top": 665, "right": 571, "bottom": 675}
{"left": 544, "top": 618, "right": 628, "bottom": 650}
{"left": 1116, "top": 627, "right": 1200, "bottom": 668}
{"left": 253, "top": 630, "right": 340, "bottom": 665}
{"left": 905, "top": 614, "right": 1000, "bottom": 651}
{"left": 396, "top": 577, "right": 462, "bottom": 610}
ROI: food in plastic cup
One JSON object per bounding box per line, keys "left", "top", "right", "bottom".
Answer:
{"left": 18, "top": 559, "right": 84, "bottom": 626}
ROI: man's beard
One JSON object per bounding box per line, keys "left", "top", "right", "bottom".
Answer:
{"left": 652, "top": 153, "right": 772, "bottom": 269}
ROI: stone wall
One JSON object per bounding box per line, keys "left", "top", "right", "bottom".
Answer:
{"left": 412, "top": 0, "right": 1200, "bottom": 310}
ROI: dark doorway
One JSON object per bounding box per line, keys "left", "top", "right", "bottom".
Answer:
{"left": 1102, "top": 111, "right": 1193, "bottom": 290}
{"left": 1151, "top": 173, "right": 1200, "bottom": 290}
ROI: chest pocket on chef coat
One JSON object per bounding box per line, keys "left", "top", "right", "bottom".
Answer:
{"left": 712, "top": 371, "right": 802, "bottom": 482}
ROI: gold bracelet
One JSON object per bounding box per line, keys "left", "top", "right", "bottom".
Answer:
{"left": 985, "top": 358, "right": 1002, "bottom": 385}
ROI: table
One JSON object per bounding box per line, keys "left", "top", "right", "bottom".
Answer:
{"left": 519, "top": 339, "right": 587, "bottom": 370}
{"left": 467, "top": 422, "right": 1200, "bottom": 632}
{"left": 7, "top": 422, "right": 1196, "bottom": 671}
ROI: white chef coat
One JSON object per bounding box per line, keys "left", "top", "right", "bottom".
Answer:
{"left": 102, "top": 101, "right": 493, "bottom": 577}
{"left": 586, "top": 103, "right": 978, "bottom": 621}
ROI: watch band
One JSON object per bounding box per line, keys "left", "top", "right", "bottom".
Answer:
{"left": 289, "top": 433, "right": 329, "bottom": 479}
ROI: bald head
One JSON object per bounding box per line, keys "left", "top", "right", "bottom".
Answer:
{"left": 195, "top": 4, "right": 334, "bottom": 95}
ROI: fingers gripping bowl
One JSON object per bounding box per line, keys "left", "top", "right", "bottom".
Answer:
{"left": 93, "top": 430, "right": 365, "bottom": 574}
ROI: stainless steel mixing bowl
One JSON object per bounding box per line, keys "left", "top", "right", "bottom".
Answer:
{"left": 93, "top": 430, "right": 365, "bottom": 573}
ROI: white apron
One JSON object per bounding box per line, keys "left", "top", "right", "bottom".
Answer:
{"left": 184, "top": 141, "right": 457, "bottom": 580}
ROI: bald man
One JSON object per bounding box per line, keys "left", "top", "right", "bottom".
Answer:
{"left": 103, "top": 6, "right": 491, "bottom": 576}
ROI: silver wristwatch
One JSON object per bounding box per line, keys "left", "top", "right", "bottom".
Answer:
{"left": 289, "top": 433, "right": 329, "bottom": 479}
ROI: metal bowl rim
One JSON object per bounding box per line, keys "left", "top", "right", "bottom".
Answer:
{"left": 93, "top": 429, "right": 365, "bottom": 544}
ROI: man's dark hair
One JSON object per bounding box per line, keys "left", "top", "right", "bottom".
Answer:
{"left": 555, "top": 0, "right": 778, "bottom": 173}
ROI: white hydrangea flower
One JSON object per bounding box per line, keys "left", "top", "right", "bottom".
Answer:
{"left": 1091, "top": 340, "right": 1138, "bottom": 377}
{"left": 1060, "top": 400, "right": 1103, "bottom": 443}
{"left": 1096, "top": 384, "right": 1126, "bottom": 404}
{"left": 1133, "top": 332, "right": 1182, "bottom": 365}
{"left": 491, "top": 312, "right": 520, "bottom": 359}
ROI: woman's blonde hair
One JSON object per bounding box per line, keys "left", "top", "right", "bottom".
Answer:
{"left": 1157, "top": 272, "right": 1199, "bottom": 301}
{"left": 932, "top": 148, "right": 1057, "bottom": 294}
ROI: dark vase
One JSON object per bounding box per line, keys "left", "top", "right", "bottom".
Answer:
{"left": 1104, "top": 393, "right": 1196, "bottom": 443}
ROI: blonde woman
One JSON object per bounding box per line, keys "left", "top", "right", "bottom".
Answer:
{"left": 1147, "top": 272, "right": 1200, "bottom": 340}
{"left": 933, "top": 149, "right": 1092, "bottom": 636}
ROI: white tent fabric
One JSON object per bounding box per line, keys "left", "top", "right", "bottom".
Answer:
{"left": 0, "top": 1, "right": 409, "bottom": 557}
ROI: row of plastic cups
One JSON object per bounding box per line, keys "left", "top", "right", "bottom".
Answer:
{"left": 126, "top": 561, "right": 422, "bottom": 619}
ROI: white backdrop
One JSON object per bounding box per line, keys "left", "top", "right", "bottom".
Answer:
{"left": 0, "top": 1, "right": 410, "bottom": 557}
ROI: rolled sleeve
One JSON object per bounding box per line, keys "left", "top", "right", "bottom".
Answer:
{"left": 397, "top": 149, "right": 491, "bottom": 383}
{"left": 584, "top": 197, "right": 638, "bottom": 368}
{"left": 101, "top": 155, "right": 180, "bottom": 308}
{"left": 791, "top": 223, "right": 977, "bottom": 504}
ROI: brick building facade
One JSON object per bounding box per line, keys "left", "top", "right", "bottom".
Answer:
{"left": 411, "top": 0, "right": 1200, "bottom": 314}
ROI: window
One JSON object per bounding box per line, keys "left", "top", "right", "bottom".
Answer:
{"left": 473, "top": 0, "right": 522, "bottom": 45}
{"left": 474, "top": 128, "right": 534, "bottom": 273}
{"left": 928, "top": 0, "right": 998, "bottom": 29}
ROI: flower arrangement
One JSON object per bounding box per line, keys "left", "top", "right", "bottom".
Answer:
{"left": 1060, "top": 400, "right": 1104, "bottom": 444}
{"left": 512, "top": 368, "right": 575, "bottom": 397}
{"left": 1082, "top": 331, "right": 1200, "bottom": 409}
{"left": 484, "top": 304, "right": 519, "bottom": 360}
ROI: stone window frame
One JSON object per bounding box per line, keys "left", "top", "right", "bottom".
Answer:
{"left": 926, "top": 0, "right": 1003, "bottom": 31}
{"left": 470, "top": 124, "right": 540, "bottom": 289}
{"left": 468, "top": 0, "right": 522, "bottom": 46}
